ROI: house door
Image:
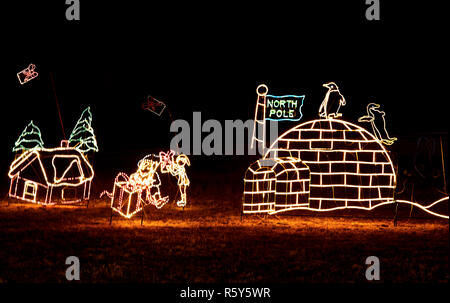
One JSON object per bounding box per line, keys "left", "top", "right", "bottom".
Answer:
{"left": 62, "top": 187, "right": 78, "bottom": 203}
{"left": 23, "top": 181, "right": 37, "bottom": 202}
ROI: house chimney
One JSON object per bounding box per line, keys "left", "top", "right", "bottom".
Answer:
{"left": 60, "top": 140, "right": 69, "bottom": 148}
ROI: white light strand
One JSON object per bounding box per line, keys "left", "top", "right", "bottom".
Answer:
{"left": 358, "top": 103, "right": 397, "bottom": 145}
{"left": 8, "top": 147, "right": 94, "bottom": 205}
{"left": 105, "top": 151, "right": 190, "bottom": 218}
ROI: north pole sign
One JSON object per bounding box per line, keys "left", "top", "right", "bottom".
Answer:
{"left": 265, "top": 94, "right": 305, "bottom": 121}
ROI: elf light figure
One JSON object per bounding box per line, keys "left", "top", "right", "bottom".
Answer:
{"left": 128, "top": 156, "right": 169, "bottom": 209}
{"left": 105, "top": 151, "right": 191, "bottom": 219}
{"left": 160, "top": 151, "right": 191, "bottom": 207}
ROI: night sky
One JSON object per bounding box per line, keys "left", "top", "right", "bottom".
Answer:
{"left": 2, "top": 1, "right": 446, "bottom": 192}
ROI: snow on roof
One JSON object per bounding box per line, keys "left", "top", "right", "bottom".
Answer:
{"left": 8, "top": 147, "right": 94, "bottom": 185}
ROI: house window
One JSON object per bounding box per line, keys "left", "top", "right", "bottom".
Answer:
{"left": 23, "top": 181, "right": 37, "bottom": 201}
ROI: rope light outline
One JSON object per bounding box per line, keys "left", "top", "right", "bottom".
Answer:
{"left": 358, "top": 103, "right": 397, "bottom": 145}
{"left": 260, "top": 119, "right": 395, "bottom": 209}
{"left": 244, "top": 83, "right": 448, "bottom": 219}
{"left": 103, "top": 151, "right": 190, "bottom": 219}
{"left": 68, "top": 107, "right": 99, "bottom": 153}
{"left": 17, "top": 63, "right": 38, "bottom": 85}
{"left": 265, "top": 94, "right": 305, "bottom": 122}
{"left": 244, "top": 197, "right": 449, "bottom": 219}
{"left": 318, "top": 82, "right": 346, "bottom": 119}
{"left": 8, "top": 147, "right": 94, "bottom": 205}
{"left": 12, "top": 121, "right": 44, "bottom": 153}
{"left": 142, "top": 95, "right": 167, "bottom": 116}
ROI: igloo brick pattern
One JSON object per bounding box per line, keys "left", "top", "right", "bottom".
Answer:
{"left": 243, "top": 158, "right": 310, "bottom": 213}
{"left": 266, "top": 119, "right": 396, "bottom": 211}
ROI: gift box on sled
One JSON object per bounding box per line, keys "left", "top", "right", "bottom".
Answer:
{"left": 111, "top": 174, "right": 144, "bottom": 218}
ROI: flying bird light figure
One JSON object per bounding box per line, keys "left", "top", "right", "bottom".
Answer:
{"left": 358, "top": 103, "right": 397, "bottom": 145}
{"left": 319, "top": 82, "right": 346, "bottom": 119}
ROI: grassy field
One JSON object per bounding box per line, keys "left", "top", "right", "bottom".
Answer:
{"left": 0, "top": 198, "right": 448, "bottom": 283}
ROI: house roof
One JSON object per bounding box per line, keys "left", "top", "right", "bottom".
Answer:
{"left": 8, "top": 147, "right": 94, "bottom": 186}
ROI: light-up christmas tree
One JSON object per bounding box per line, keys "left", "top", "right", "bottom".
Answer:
{"left": 12, "top": 121, "right": 44, "bottom": 153}
{"left": 68, "top": 107, "right": 99, "bottom": 153}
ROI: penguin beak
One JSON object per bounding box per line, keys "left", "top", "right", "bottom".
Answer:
{"left": 368, "top": 103, "right": 380, "bottom": 111}
{"left": 323, "top": 83, "right": 330, "bottom": 89}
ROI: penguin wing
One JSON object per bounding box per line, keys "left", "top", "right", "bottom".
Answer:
{"left": 358, "top": 115, "right": 374, "bottom": 123}
{"left": 327, "top": 92, "right": 342, "bottom": 112}
{"left": 318, "top": 100, "right": 327, "bottom": 116}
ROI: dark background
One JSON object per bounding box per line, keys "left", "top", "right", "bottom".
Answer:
{"left": 0, "top": 1, "right": 448, "bottom": 295}
{"left": 1, "top": 1, "right": 447, "bottom": 196}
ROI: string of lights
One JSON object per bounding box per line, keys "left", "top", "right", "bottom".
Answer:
{"left": 8, "top": 147, "right": 94, "bottom": 205}
{"left": 244, "top": 83, "right": 448, "bottom": 219}
{"left": 17, "top": 63, "right": 38, "bottom": 85}
{"left": 12, "top": 121, "right": 45, "bottom": 153}
{"left": 68, "top": 107, "right": 99, "bottom": 153}
{"left": 106, "top": 151, "right": 190, "bottom": 218}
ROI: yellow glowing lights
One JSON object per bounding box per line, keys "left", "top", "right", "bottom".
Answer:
{"left": 319, "top": 82, "right": 346, "bottom": 119}
{"left": 9, "top": 106, "right": 97, "bottom": 205}
{"left": 251, "top": 84, "right": 269, "bottom": 153}
{"left": 244, "top": 157, "right": 310, "bottom": 214}
{"left": 244, "top": 118, "right": 448, "bottom": 218}
{"left": 395, "top": 197, "right": 449, "bottom": 219}
{"left": 104, "top": 151, "right": 190, "bottom": 218}
{"left": 358, "top": 103, "right": 397, "bottom": 145}
{"left": 244, "top": 118, "right": 397, "bottom": 213}
{"left": 8, "top": 147, "right": 94, "bottom": 205}
{"left": 244, "top": 83, "right": 448, "bottom": 219}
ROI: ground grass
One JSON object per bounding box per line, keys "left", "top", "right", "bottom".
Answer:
{"left": 0, "top": 198, "right": 448, "bottom": 283}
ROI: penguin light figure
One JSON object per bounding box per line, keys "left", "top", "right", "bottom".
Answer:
{"left": 358, "top": 103, "right": 397, "bottom": 145}
{"left": 319, "top": 82, "right": 346, "bottom": 119}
